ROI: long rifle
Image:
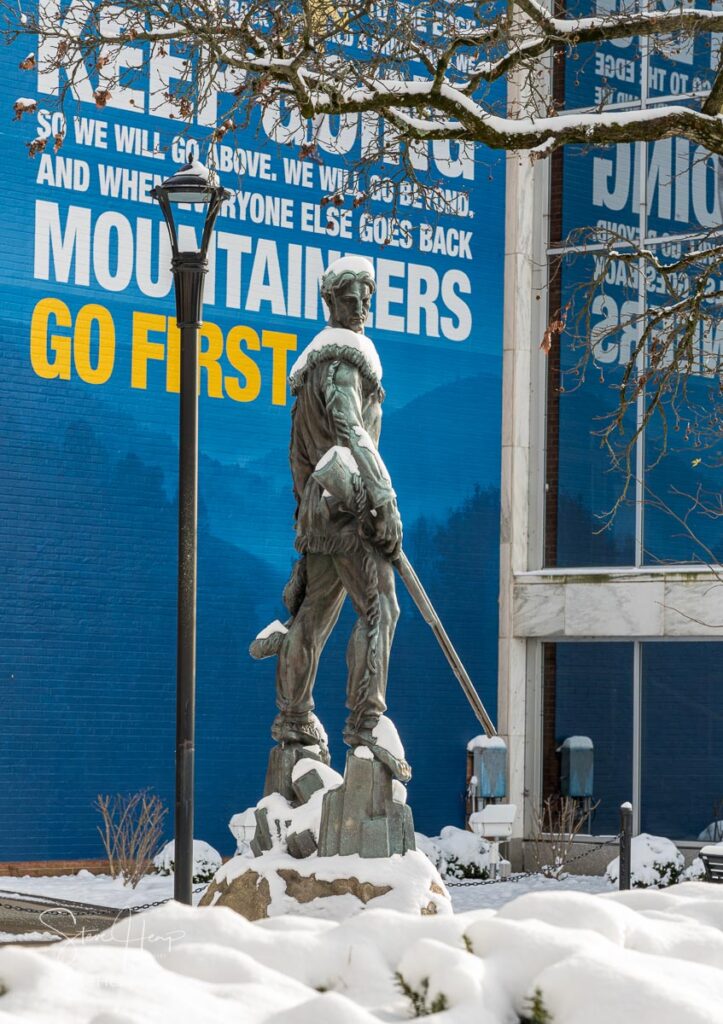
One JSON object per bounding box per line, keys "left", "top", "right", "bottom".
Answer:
{"left": 393, "top": 552, "right": 497, "bottom": 737}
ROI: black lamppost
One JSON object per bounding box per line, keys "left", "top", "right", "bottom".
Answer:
{"left": 152, "top": 161, "right": 229, "bottom": 905}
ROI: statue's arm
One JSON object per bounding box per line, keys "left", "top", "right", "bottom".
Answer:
{"left": 324, "top": 360, "right": 403, "bottom": 558}
{"left": 324, "top": 360, "right": 396, "bottom": 510}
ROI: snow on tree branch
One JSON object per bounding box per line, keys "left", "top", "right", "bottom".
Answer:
{"left": 5, "top": 0, "right": 723, "bottom": 160}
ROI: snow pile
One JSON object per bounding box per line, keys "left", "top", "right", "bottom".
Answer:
{"left": 153, "top": 840, "right": 222, "bottom": 883}
{"left": 450, "top": 872, "right": 613, "bottom": 913}
{"left": 323, "top": 254, "right": 375, "bottom": 281}
{"left": 175, "top": 158, "right": 210, "bottom": 181}
{"left": 606, "top": 833, "right": 685, "bottom": 888}
{"left": 684, "top": 857, "right": 707, "bottom": 881}
{"left": 316, "top": 444, "right": 360, "bottom": 474}
{"left": 254, "top": 619, "right": 288, "bottom": 641}
{"left": 372, "top": 715, "right": 405, "bottom": 760}
{"left": 467, "top": 734, "right": 506, "bottom": 752}
{"left": 3, "top": 884, "right": 723, "bottom": 1021}
{"left": 0, "top": 931, "right": 60, "bottom": 944}
{"left": 416, "top": 825, "right": 491, "bottom": 879}
{"left": 289, "top": 327, "right": 383, "bottom": 386}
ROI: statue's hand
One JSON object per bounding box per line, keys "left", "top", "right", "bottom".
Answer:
{"left": 371, "top": 500, "right": 403, "bottom": 559}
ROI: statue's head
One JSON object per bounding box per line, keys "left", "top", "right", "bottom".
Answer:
{"left": 320, "top": 256, "right": 375, "bottom": 334}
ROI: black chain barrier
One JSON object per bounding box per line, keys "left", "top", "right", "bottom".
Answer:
{"left": 0, "top": 884, "right": 209, "bottom": 923}
{"left": 445, "top": 871, "right": 533, "bottom": 888}
{"left": 562, "top": 832, "right": 621, "bottom": 869}
{"left": 123, "top": 884, "right": 208, "bottom": 914}
{"left": 444, "top": 833, "right": 622, "bottom": 888}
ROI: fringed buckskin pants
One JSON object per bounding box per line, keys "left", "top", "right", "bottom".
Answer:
{"left": 273, "top": 550, "right": 399, "bottom": 745}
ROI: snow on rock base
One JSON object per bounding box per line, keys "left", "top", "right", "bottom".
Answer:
{"left": 199, "top": 849, "right": 452, "bottom": 921}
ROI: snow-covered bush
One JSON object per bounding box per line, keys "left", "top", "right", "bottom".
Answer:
{"left": 414, "top": 832, "right": 443, "bottom": 869}
{"left": 153, "top": 840, "right": 222, "bottom": 883}
{"left": 683, "top": 857, "right": 706, "bottom": 882}
{"left": 416, "top": 826, "right": 491, "bottom": 880}
{"left": 395, "top": 972, "right": 448, "bottom": 1016}
{"left": 698, "top": 819, "right": 723, "bottom": 842}
{"left": 521, "top": 989, "right": 553, "bottom": 1024}
{"left": 606, "top": 833, "right": 685, "bottom": 888}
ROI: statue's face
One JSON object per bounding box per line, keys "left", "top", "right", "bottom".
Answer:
{"left": 327, "top": 278, "right": 372, "bottom": 333}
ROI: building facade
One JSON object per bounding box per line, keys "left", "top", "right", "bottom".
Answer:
{"left": 501, "top": 6, "right": 723, "bottom": 857}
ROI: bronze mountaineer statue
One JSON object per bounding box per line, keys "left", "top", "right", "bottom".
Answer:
{"left": 251, "top": 256, "right": 411, "bottom": 791}
{"left": 250, "top": 256, "right": 493, "bottom": 858}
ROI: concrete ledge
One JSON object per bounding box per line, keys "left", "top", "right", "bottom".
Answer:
{"left": 513, "top": 569, "right": 723, "bottom": 638}
{"left": 0, "top": 859, "right": 110, "bottom": 877}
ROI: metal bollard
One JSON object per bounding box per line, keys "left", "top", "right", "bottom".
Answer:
{"left": 619, "top": 802, "right": 633, "bottom": 891}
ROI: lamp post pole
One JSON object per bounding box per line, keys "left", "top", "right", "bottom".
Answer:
{"left": 174, "top": 252, "right": 204, "bottom": 908}
{"left": 152, "top": 164, "right": 228, "bottom": 905}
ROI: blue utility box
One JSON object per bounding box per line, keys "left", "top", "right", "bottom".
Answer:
{"left": 559, "top": 736, "right": 594, "bottom": 798}
{"left": 471, "top": 737, "right": 507, "bottom": 801}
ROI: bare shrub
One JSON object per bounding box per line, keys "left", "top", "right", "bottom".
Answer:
{"left": 95, "top": 790, "right": 168, "bottom": 888}
{"left": 528, "top": 795, "right": 599, "bottom": 880}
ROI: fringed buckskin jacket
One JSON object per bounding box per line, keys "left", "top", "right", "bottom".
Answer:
{"left": 288, "top": 327, "right": 397, "bottom": 555}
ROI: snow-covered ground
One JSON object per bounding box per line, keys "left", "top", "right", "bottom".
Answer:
{"left": 0, "top": 871, "right": 206, "bottom": 909}
{"left": 0, "top": 931, "right": 60, "bottom": 944}
{"left": 0, "top": 868, "right": 614, "bottom": 916}
{"left": 1, "top": 882, "right": 723, "bottom": 1022}
{"left": 449, "top": 871, "right": 614, "bottom": 912}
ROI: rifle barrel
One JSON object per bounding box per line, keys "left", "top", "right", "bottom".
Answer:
{"left": 394, "top": 553, "right": 497, "bottom": 737}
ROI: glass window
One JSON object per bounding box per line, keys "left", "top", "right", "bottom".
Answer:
{"left": 641, "top": 249, "right": 723, "bottom": 565}
{"left": 560, "top": 143, "right": 642, "bottom": 243}
{"left": 547, "top": 254, "right": 637, "bottom": 567}
{"left": 648, "top": 5, "right": 717, "bottom": 103}
{"left": 641, "top": 642, "right": 723, "bottom": 839}
{"left": 548, "top": 4, "right": 723, "bottom": 569}
{"left": 543, "top": 642, "right": 634, "bottom": 835}
{"left": 643, "top": 371, "right": 723, "bottom": 565}
{"left": 562, "top": 0, "right": 642, "bottom": 111}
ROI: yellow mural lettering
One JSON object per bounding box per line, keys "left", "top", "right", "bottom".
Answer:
{"left": 31, "top": 299, "right": 296, "bottom": 405}
{"left": 73, "top": 304, "right": 115, "bottom": 385}
{"left": 225, "top": 325, "right": 261, "bottom": 403}
{"left": 166, "top": 318, "right": 180, "bottom": 393}
{"left": 30, "top": 297, "right": 73, "bottom": 380}
{"left": 262, "top": 331, "right": 297, "bottom": 406}
{"left": 131, "top": 311, "right": 167, "bottom": 390}
{"left": 199, "top": 323, "right": 225, "bottom": 399}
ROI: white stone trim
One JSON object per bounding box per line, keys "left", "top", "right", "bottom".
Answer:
{"left": 497, "top": 46, "right": 552, "bottom": 838}
{"left": 517, "top": 564, "right": 723, "bottom": 578}
{"left": 513, "top": 574, "right": 723, "bottom": 638}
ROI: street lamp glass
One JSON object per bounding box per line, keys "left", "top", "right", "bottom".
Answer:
{"left": 160, "top": 159, "right": 215, "bottom": 204}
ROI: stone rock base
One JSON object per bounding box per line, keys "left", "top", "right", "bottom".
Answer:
{"left": 199, "top": 850, "right": 451, "bottom": 921}
{"left": 263, "top": 742, "right": 326, "bottom": 803}
{"left": 318, "top": 750, "right": 415, "bottom": 858}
